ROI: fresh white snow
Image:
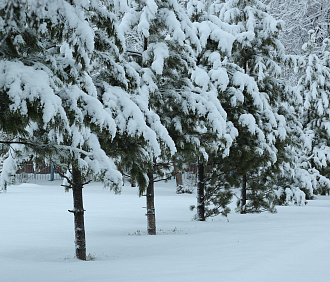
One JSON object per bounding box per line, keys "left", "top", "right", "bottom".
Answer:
{"left": 1, "top": 180, "right": 330, "bottom": 282}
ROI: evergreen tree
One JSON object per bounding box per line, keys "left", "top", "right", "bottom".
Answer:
{"left": 186, "top": 0, "right": 237, "bottom": 218}
{"left": 0, "top": 0, "right": 123, "bottom": 260}
{"left": 297, "top": 31, "right": 330, "bottom": 196}
{"left": 205, "top": 0, "right": 287, "bottom": 213}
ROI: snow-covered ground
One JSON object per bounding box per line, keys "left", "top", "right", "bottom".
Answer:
{"left": 1, "top": 180, "right": 330, "bottom": 282}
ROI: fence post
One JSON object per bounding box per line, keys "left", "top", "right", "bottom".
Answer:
{"left": 50, "top": 165, "right": 54, "bottom": 181}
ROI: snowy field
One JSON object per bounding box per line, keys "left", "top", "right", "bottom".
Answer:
{"left": 1, "top": 180, "right": 330, "bottom": 282}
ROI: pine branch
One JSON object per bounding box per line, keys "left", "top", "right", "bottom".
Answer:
{"left": 154, "top": 175, "right": 172, "bottom": 183}
{"left": 126, "top": 50, "right": 142, "bottom": 57}
{"left": 0, "top": 140, "right": 95, "bottom": 157}
{"left": 0, "top": 140, "right": 48, "bottom": 148}
{"left": 82, "top": 179, "right": 92, "bottom": 186}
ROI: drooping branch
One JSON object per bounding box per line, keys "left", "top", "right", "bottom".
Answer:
{"left": 154, "top": 175, "right": 173, "bottom": 183}
{"left": 0, "top": 140, "right": 95, "bottom": 157}
{"left": 0, "top": 140, "right": 48, "bottom": 147}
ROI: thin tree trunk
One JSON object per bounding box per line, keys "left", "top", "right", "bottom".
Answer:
{"left": 146, "top": 171, "right": 156, "bottom": 235}
{"left": 70, "top": 166, "right": 86, "bottom": 260}
{"left": 174, "top": 164, "right": 184, "bottom": 193}
{"left": 240, "top": 173, "right": 247, "bottom": 214}
{"left": 143, "top": 31, "right": 155, "bottom": 235}
{"left": 197, "top": 159, "right": 205, "bottom": 221}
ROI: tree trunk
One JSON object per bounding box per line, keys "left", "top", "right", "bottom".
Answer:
{"left": 146, "top": 171, "right": 156, "bottom": 235}
{"left": 70, "top": 166, "right": 86, "bottom": 260}
{"left": 174, "top": 164, "right": 184, "bottom": 193}
{"left": 197, "top": 160, "right": 205, "bottom": 221}
{"left": 240, "top": 173, "right": 247, "bottom": 214}
{"left": 142, "top": 35, "right": 156, "bottom": 235}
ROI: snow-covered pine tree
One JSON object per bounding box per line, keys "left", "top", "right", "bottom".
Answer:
{"left": 122, "top": 0, "right": 235, "bottom": 225}
{"left": 296, "top": 31, "right": 330, "bottom": 196}
{"left": 185, "top": 0, "right": 238, "bottom": 218}
{"left": 0, "top": 0, "right": 76, "bottom": 195}
{"left": 0, "top": 0, "right": 120, "bottom": 260}
{"left": 203, "top": 0, "right": 287, "bottom": 213}
{"left": 258, "top": 1, "right": 330, "bottom": 205}
{"left": 92, "top": 0, "right": 180, "bottom": 236}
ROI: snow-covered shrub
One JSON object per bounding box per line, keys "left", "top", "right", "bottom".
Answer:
{"left": 275, "top": 187, "right": 307, "bottom": 206}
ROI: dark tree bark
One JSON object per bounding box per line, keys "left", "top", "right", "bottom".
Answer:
{"left": 146, "top": 171, "right": 156, "bottom": 235}
{"left": 70, "top": 166, "right": 86, "bottom": 260}
{"left": 240, "top": 173, "right": 247, "bottom": 214}
{"left": 174, "top": 164, "right": 184, "bottom": 193}
{"left": 141, "top": 34, "right": 157, "bottom": 235}
{"left": 197, "top": 160, "right": 205, "bottom": 221}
